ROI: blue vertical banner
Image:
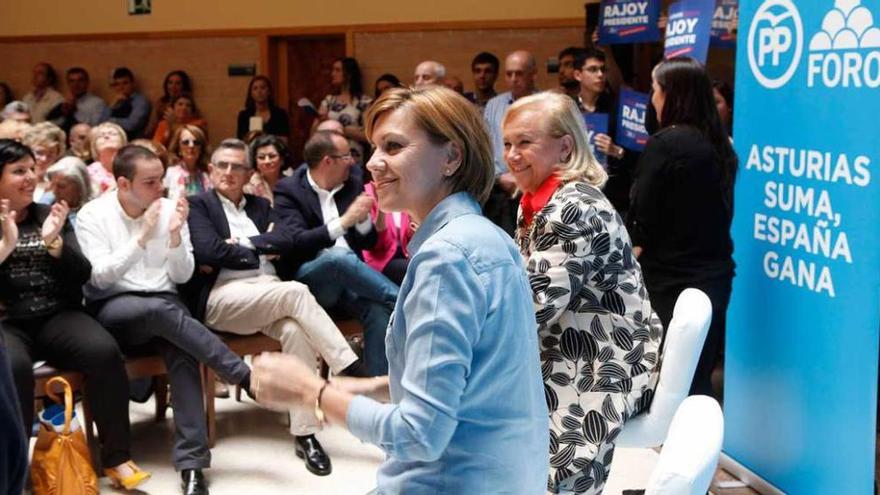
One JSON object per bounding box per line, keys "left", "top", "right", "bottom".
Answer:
{"left": 583, "top": 112, "right": 610, "bottom": 166}
{"left": 616, "top": 90, "right": 650, "bottom": 151}
{"left": 599, "top": 0, "right": 663, "bottom": 44}
{"left": 665, "top": 0, "right": 716, "bottom": 61}
{"left": 728, "top": 0, "right": 880, "bottom": 493}
{"left": 711, "top": 0, "right": 739, "bottom": 47}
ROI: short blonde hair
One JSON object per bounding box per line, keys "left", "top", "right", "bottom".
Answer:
{"left": 364, "top": 86, "right": 494, "bottom": 204}
{"left": 503, "top": 91, "right": 607, "bottom": 188}
{"left": 89, "top": 122, "right": 127, "bottom": 159}
{"left": 22, "top": 122, "right": 66, "bottom": 156}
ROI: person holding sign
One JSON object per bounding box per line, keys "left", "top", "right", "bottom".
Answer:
{"left": 504, "top": 92, "right": 661, "bottom": 495}
{"left": 627, "top": 57, "right": 737, "bottom": 398}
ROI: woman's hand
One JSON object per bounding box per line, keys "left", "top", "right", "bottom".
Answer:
{"left": 252, "top": 352, "right": 325, "bottom": 411}
{"left": 633, "top": 246, "right": 643, "bottom": 258}
{"left": 0, "top": 199, "right": 19, "bottom": 263}
{"left": 41, "top": 200, "right": 69, "bottom": 246}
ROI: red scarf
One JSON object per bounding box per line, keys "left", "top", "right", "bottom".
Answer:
{"left": 520, "top": 174, "right": 561, "bottom": 229}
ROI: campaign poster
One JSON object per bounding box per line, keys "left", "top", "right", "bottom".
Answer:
{"left": 616, "top": 90, "right": 650, "bottom": 152}
{"left": 711, "top": 0, "right": 739, "bottom": 47}
{"left": 664, "top": 0, "right": 716, "bottom": 62}
{"left": 599, "top": 0, "right": 663, "bottom": 44}
{"left": 584, "top": 112, "right": 610, "bottom": 166}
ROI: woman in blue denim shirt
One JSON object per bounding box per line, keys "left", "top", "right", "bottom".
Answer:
{"left": 253, "top": 86, "right": 549, "bottom": 494}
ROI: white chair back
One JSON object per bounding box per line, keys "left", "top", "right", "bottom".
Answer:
{"left": 645, "top": 395, "right": 724, "bottom": 495}
{"left": 615, "top": 288, "right": 712, "bottom": 448}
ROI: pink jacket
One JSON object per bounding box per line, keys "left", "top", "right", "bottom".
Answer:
{"left": 362, "top": 182, "right": 413, "bottom": 273}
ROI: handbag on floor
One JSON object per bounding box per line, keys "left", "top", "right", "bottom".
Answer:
{"left": 30, "top": 376, "right": 98, "bottom": 495}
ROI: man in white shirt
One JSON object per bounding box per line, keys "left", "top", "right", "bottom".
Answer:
{"left": 274, "top": 131, "right": 398, "bottom": 377}
{"left": 22, "top": 63, "right": 64, "bottom": 124}
{"left": 75, "top": 144, "right": 251, "bottom": 495}
{"left": 185, "top": 139, "right": 369, "bottom": 476}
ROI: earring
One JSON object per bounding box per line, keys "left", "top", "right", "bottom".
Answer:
{"left": 444, "top": 169, "right": 452, "bottom": 176}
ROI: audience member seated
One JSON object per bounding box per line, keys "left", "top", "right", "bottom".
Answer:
{"left": 22, "top": 63, "right": 64, "bottom": 123}
{"left": 67, "top": 122, "right": 92, "bottom": 162}
{"left": 49, "top": 67, "right": 109, "bottom": 131}
{"left": 75, "top": 144, "right": 256, "bottom": 495}
{"left": 0, "top": 82, "right": 14, "bottom": 109}
{"left": 463, "top": 52, "right": 500, "bottom": 112}
{"left": 165, "top": 125, "right": 212, "bottom": 200}
{"left": 0, "top": 120, "right": 31, "bottom": 142}
{"left": 413, "top": 60, "right": 446, "bottom": 87}
{"left": 46, "top": 156, "right": 92, "bottom": 226}
{"left": 0, "top": 139, "right": 151, "bottom": 490}
{"left": 312, "top": 57, "right": 372, "bottom": 143}
{"left": 108, "top": 67, "right": 152, "bottom": 140}
{"left": 373, "top": 73, "right": 402, "bottom": 99}
{"left": 362, "top": 181, "right": 412, "bottom": 285}
{"left": 236, "top": 76, "right": 289, "bottom": 141}
{"left": 186, "top": 138, "right": 371, "bottom": 476}
{"left": 504, "top": 92, "right": 662, "bottom": 494}
{"left": 442, "top": 75, "right": 465, "bottom": 94}
{"left": 87, "top": 122, "right": 127, "bottom": 195}
{"left": 557, "top": 46, "right": 583, "bottom": 99}
{"left": 244, "top": 134, "right": 291, "bottom": 205}
{"left": 274, "top": 131, "right": 398, "bottom": 376}
{"left": 2, "top": 101, "right": 31, "bottom": 124}
{"left": 22, "top": 122, "right": 66, "bottom": 204}
{"left": 151, "top": 70, "right": 193, "bottom": 137}
{"left": 483, "top": 50, "right": 539, "bottom": 236}
{"left": 153, "top": 94, "right": 207, "bottom": 147}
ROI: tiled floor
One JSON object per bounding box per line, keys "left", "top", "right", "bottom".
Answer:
{"left": 49, "top": 394, "right": 757, "bottom": 494}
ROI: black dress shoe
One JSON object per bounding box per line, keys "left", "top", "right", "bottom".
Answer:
{"left": 294, "top": 434, "right": 332, "bottom": 476}
{"left": 181, "top": 468, "right": 209, "bottom": 495}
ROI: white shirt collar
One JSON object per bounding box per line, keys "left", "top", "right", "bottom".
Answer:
{"left": 217, "top": 191, "right": 247, "bottom": 211}
{"left": 306, "top": 168, "right": 344, "bottom": 197}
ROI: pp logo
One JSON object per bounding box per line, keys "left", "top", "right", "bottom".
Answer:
{"left": 748, "top": 0, "right": 804, "bottom": 88}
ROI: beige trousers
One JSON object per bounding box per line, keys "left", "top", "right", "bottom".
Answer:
{"left": 205, "top": 274, "right": 358, "bottom": 435}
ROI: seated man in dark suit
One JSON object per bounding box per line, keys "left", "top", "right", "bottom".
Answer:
{"left": 274, "top": 130, "right": 398, "bottom": 376}
{"left": 185, "top": 138, "right": 369, "bottom": 476}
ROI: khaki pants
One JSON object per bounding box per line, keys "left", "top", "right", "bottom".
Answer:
{"left": 205, "top": 274, "right": 358, "bottom": 435}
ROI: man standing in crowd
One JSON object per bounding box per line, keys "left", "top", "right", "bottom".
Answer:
{"left": 463, "top": 51, "right": 499, "bottom": 112}
{"left": 413, "top": 60, "right": 446, "bottom": 87}
{"left": 22, "top": 63, "right": 63, "bottom": 123}
{"left": 185, "top": 138, "right": 370, "bottom": 476}
{"left": 76, "top": 145, "right": 253, "bottom": 495}
{"left": 50, "top": 67, "right": 109, "bottom": 130}
{"left": 483, "top": 50, "right": 538, "bottom": 236}
{"left": 274, "top": 131, "right": 398, "bottom": 376}
{"left": 557, "top": 46, "right": 584, "bottom": 99}
{"left": 108, "top": 67, "right": 151, "bottom": 140}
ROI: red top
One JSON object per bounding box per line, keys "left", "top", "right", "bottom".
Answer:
{"left": 520, "top": 174, "right": 562, "bottom": 229}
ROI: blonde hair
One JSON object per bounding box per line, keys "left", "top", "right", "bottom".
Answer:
{"left": 88, "top": 122, "right": 127, "bottom": 159}
{"left": 22, "top": 122, "right": 66, "bottom": 156}
{"left": 503, "top": 91, "right": 607, "bottom": 188}
{"left": 364, "top": 86, "right": 494, "bottom": 204}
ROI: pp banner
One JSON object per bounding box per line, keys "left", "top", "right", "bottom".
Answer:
{"left": 727, "top": 0, "right": 880, "bottom": 493}
{"left": 616, "top": 90, "right": 650, "bottom": 151}
{"left": 664, "top": 0, "right": 716, "bottom": 62}
{"left": 598, "top": 0, "right": 662, "bottom": 44}
{"left": 583, "top": 112, "right": 609, "bottom": 166}
{"left": 711, "top": 0, "right": 739, "bottom": 47}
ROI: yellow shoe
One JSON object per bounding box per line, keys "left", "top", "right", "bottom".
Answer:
{"left": 104, "top": 460, "right": 152, "bottom": 490}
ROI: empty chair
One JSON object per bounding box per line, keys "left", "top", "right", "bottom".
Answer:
{"left": 645, "top": 395, "right": 724, "bottom": 495}
{"left": 616, "top": 288, "right": 712, "bottom": 448}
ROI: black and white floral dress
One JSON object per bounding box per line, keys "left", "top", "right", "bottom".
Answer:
{"left": 516, "top": 180, "right": 663, "bottom": 495}
{"left": 318, "top": 93, "right": 373, "bottom": 128}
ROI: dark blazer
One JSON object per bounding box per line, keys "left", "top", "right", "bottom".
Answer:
{"left": 182, "top": 190, "right": 292, "bottom": 321}
{"left": 273, "top": 165, "right": 377, "bottom": 278}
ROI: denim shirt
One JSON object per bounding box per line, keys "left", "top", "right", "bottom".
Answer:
{"left": 347, "top": 192, "right": 549, "bottom": 494}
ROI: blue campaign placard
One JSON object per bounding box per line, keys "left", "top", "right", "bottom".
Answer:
{"left": 598, "top": 0, "right": 662, "bottom": 44}
{"left": 615, "top": 90, "right": 649, "bottom": 151}
{"left": 583, "top": 112, "right": 610, "bottom": 166}
{"left": 711, "top": 0, "right": 739, "bottom": 48}
{"left": 664, "top": 0, "right": 716, "bottom": 62}
{"left": 726, "top": 0, "right": 880, "bottom": 492}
